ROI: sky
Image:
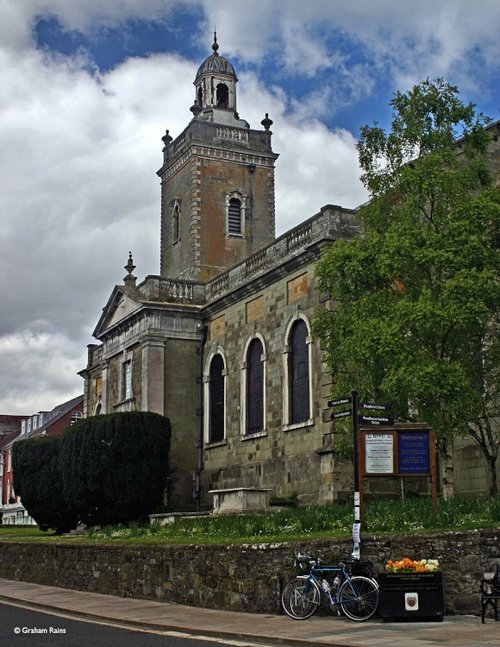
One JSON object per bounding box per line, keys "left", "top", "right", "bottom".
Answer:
{"left": 1, "top": 0, "right": 499, "bottom": 416}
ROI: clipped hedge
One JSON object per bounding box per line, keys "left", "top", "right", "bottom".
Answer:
{"left": 12, "top": 435, "right": 78, "bottom": 534}
{"left": 58, "top": 412, "right": 171, "bottom": 526}
{"left": 13, "top": 412, "right": 171, "bottom": 531}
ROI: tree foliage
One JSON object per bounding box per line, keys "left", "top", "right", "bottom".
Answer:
{"left": 314, "top": 79, "right": 500, "bottom": 493}
{"left": 58, "top": 412, "right": 171, "bottom": 525}
{"left": 12, "top": 436, "right": 78, "bottom": 533}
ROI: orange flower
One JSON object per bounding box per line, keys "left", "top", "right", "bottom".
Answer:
{"left": 385, "top": 557, "right": 440, "bottom": 573}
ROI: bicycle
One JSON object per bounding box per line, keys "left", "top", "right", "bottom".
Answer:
{"left": 281, "top": 552, "right": 379, "bottom": 622}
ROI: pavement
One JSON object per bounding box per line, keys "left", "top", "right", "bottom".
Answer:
{"left": 0, "top": 578, "right": 498, "bottom": 647}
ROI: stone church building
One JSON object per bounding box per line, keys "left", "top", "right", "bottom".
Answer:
{"left": 80, "top": 37, "right": 499, "bottom": 510}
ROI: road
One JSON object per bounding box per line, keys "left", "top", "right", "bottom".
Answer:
{"left": 0, "top": 601, "right": 271, "bottom": 647}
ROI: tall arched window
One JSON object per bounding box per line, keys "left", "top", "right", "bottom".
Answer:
{"left": 209, "top": 354, "right": 225, "bottom": 443}
{"left": 246, "top": 338, "right": 264, "bottom": 435}
{"left": 228, "top": 198, "right": 242, "bottom": 234}
{"left": 289, "top": 319, "right": 310, "bottom": 424}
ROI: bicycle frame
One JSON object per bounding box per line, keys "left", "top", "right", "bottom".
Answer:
{"left": 281, "top": 554, "right": 379, "bottom": 621}
{"left": 307, "top": 564, "right": 352, "bottom": 608}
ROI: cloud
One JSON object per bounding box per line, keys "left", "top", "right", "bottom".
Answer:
{"left": 0, "top": 40, "right": 199, "bottom": 413}
{"left": 0, "top": 329, "right": 84, "bottom": 415}
{"left": 197, "top": 0, "right": 500, "bottom": 108}
{"left": 9, "top": 0, "right": 186, "bottom": 34}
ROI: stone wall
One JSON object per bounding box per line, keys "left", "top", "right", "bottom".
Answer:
{"left": 0, "top": 529, "right": 497, "bottom": 616}
{"left": 202, "top": 261, "right": 337, "bottom": 505}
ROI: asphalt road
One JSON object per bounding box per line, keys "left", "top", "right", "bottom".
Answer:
{"left": 0, "top": 601, "right": 269, "bottom": 647}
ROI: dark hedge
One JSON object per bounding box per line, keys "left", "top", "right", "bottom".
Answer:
{"left": 12, "top": 435, "right": 78, "bottom": 533}
{"left": 58, "top": 411, "right": 171, "bottom": 526}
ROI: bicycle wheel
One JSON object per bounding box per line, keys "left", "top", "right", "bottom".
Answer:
{"left": 338, "top": 576, "right": 379, "bottom": 621}
{"left": 281, "top": 576, "right": 321, "bottom": 620}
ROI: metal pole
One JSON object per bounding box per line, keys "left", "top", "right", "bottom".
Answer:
{"left": 351, "top": 390, "right": 361, "bottom": 559}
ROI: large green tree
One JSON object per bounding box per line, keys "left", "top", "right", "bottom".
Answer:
{"left": 314, "top": 79, "right": 500, "bottom": 496}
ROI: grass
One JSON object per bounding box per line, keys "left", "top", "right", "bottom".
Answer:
{"left": 1, "top": 495, "right": 498, "bottom": 545}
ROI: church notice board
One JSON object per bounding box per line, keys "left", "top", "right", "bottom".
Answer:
{"left": 357, "top": 424, "right": 437, "bottom": 516}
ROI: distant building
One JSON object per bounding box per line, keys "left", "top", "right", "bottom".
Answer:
{"left": 0, "top": 415, "right": 26, "bottom": 436}
{"left": 80, "top": 35, "right": 500, "bottom": 511}
{"left": 1, "top": 395, "right": 83, "bottom": 525}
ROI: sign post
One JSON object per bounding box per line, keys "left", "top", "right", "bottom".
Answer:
{"left": 328, "top": 393, "right": 360, "bottom": 557}
{"left": 329, "top": 392, "right": 394, "bottom": 558}
{"left": 351, "top": 390, "right": 360, "bottom": 559}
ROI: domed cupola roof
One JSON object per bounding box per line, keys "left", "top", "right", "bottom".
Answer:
{"left": 195, "top": 33, "right": 237, "bottom": 83}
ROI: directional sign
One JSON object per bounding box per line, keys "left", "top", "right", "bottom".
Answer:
{"left": 360, "top": 402, "right": 391, "bottom": 411}
{"left": 331, "top": 409, "right": 352, "bottom": 420}
{"left": 328, "top": 397, "right": 352, "bottom": 407}
{"left": 358, "top": 415, "right": 394, "bottom": 426}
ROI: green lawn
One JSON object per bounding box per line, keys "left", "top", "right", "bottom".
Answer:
{"left": 1, "top": 495, "right": 498, "bottom": 545}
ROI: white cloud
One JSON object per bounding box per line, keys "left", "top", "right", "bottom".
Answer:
{"left": 7, "top": 0, "right": 186, "bottom": 34}
{"left": 0, "top": 42, "right": 198, "bottom": 413}
{"left": 198, "top": 0, "right": 500, "bottom": 106}
{"left": 237, "top": 71, "right": 367, "bottom": 228}
{"left": 274, "top": 122, "right": 365, "bottom": 231}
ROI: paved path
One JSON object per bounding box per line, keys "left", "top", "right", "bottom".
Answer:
{"left": 0, "top": 578, "right": 497, "bottom": 646}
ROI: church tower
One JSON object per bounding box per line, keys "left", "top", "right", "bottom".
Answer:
{"left": 158, "top": 34, "right": 279, "bottom": 282}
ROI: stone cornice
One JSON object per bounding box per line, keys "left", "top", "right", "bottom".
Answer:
{"left": 157, "top": 120, "right": 278, "bottom": 179}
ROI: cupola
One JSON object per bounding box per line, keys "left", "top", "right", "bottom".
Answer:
{"left": 191, "top": 33, "right": 243, "bottom": 125}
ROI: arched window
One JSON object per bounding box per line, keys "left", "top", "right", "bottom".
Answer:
{"left": 246, "top": 338, "right": 264, "bottom": 435}
{"left": 288, "top": 319, "right": 311, "bottom": 424}
{"left": 225, "top": 191, "right": 246, "bottom": 236}
{"left": 209, "top": 354, "right": 225, "bottom": 443}
{"left": 172, "top": 203, "right": 180, "bottom": 243}
{"left": 216, "top": 83, "right": 229, "bottom": 109}
{"left": 228, "top": 198, "right": 242, "bottom": 234}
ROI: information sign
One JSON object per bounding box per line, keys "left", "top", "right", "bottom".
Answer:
{"left": 398, "top": 431, "right": 430, "bottom": 475}
{"left": 359, "top": 415, "right": 394, "bottom": 426}
{"left": 328, "top": 397, "right": 351, "bottom": 407}
{"left": 359, "top": 402, "right": 390, "bottom": 411}
{"left": 365, "top": 433, "right": 394, "bottom": 474}
{"left": 331, "top": 409, "right": 352, "bottom": 420}
{"left": 357, "top": 424, "right": 438, "bottom": 525}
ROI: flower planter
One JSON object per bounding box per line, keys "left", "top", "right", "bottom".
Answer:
{"left": 377, "top": 572, "right": 444, "bottom": 621}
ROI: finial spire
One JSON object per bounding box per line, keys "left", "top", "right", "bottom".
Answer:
{"left": 123, "top": 251, "right": 136, "bottom": 287}
{"left": 212, "top": 31, "right": 219, "bottom": 54}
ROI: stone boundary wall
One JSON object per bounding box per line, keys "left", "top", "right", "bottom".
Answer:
{"left": 0, "top": 528, "right": 498, "bottom": 616}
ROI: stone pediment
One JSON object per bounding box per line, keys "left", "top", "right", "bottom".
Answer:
{"left": 93, "top": 287, "right": 143, "bottom": 339}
